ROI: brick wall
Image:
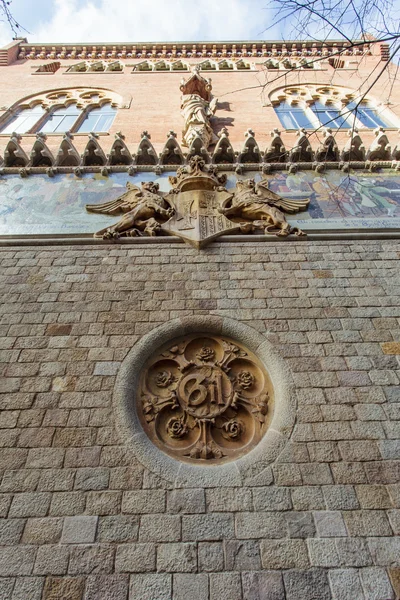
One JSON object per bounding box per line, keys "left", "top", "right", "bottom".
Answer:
{"left": 0, "top": 240, "right": 399, "bottom": 599}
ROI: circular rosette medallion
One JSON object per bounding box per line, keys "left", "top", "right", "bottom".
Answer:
{"left": 138, "top": 334, "right": 273, "bottom": 464}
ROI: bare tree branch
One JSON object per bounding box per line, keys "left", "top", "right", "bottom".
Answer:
{"left": 0, "top": 0, "right": 29, "bottom": 37}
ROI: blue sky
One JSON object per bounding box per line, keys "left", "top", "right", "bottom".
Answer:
{"left": 0, "top": 0, "right": 280, "bottom": 46}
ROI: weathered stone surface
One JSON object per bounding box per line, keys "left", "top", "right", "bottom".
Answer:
{"left": 173, "top": 573, "right": 209, "bottom": 600}
{"left": 139, "top": 514, "right": 181, "bottom": 542}
{"left": 0, "top": 518, "right": 25, "bottom": 545}
{"left": 167, "top": 489, "right": 205, "bottom": 514}
{"left": 224, "top": 540, "right": 262, "bottom": 570}
{"left": 241, "top": 571, "right": 285, "bottom": 600}
{"left": 260, "top": 539, "right": 309, "bottom": 569}
{"left": 115, "top": 543, "right": 155, "bottom": 573}
{"left": 61, "top": 516, "right": 98, "bottom": 544}
{"left": 286, "top": 511, "right": 316, "bottom": 538}
{"left": 12, "top": 577, "right": 44, "bottom": 600}
{"left": 69, "top": 545, "right": 115, "bottom": 575}
{"left": 182, "top": 514, "right": 234, "bottom": 541}
{"left": 367, "top": 537, "right": 400, "bottom": 566}
{"left": 328, "top": 569, "right": 363, "bottom": 600}
{"left": 198, "top": 542, "right": 224, "bottom": 572}
{"left": 83, "top": 575, "right": 129, "bottom": 600}
{"left": 209, "top": 572, "right": 242, "bottom": 600}
{"left": 313, "top": 511, "right": 347, "bottom": 537}
{"left": 0, "top": 578, "right": 15, "bottom": 599}
{"left": 97, "top": 515, "right": 139, "bottom": 543}
{"left": 34, "top": 545, "right": 70, "bottom": 575}
{"left": 157, "top": 543, "right": 197, "bottom": 573}
{"left": 0, "top": 546, "right": 36, "bottom": 576}
{"left": 42, "top": 577, "right": 85, "bottom": 600}
{"left": 9, "top": 493, "right": 51, "bottom": 518}
{"left": 22, "top": 517, "right": 63, "bottom": 545}
{"left": 335, "top": 538, "right": 373, "bottom": 567}
{"left": 129, "top": 574, "right": 172, "bottom": 600}
{"left": 283, "top": 568, "right": 331, "bottom": 600}
{"left": 359, "top": 567, "right": 395, "bottom": 600}
{"left": 122, "top": 490, "right": 165, "bottom": 514}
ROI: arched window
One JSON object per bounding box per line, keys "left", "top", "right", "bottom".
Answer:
{"left": 76, "top": 103, "right": 117, "bottom": 133}
{"left": 310, "top": 100, "right": 350, "bottom": 129}
{"left": 346, "top": 101, "right": 391, "bottom": 129}
{"left": 39, "top": 104, "right": 81, "bottom": 133}
{"left": 0, "top": 105, "right": 46, "bottom": 134}
{"left": 0, "top": 89, "right": 121, "bottom": 135}
{"left": 273, "top": 101, "right": 314, "bottom": 129}
{"left": 271, "top": 85, "right": 397, "bottom": 131}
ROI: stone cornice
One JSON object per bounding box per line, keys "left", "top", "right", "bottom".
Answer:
{"left": 15, "top": 40, "right": 370, "bottom": 61}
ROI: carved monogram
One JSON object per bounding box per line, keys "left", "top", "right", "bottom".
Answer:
{"left": 138, "top": 335, "right": 273, "bottom": 463}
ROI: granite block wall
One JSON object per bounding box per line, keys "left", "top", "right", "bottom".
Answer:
{"left": 0, "top": 239, "right": 399, "bottom": 599}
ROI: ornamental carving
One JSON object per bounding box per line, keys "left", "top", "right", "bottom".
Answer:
{"left": 87, "top": 156, "right": 311, "bottom": 246}
{"left": 138, "top": 335, "right": 273, "bottom": 463}
{"left": 180, "top": 68, "right": 218, "bottom": 149}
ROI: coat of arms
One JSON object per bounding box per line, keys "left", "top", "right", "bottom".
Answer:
{"left": 86, "top": 156, "right": 311, "bottom": 247}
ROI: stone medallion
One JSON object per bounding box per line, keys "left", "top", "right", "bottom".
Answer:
{"left": 138, "top": 334, "right": 274, "bottom": 464}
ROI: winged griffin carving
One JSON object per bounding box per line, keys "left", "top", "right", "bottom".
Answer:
{"left": 85, "top": 181, "right": 175, "bottom": 239}
{"left": 86, "top": 158, "right": 310, "bottom": 245}
{"left": 219, "top": 178, "right": 309, "bottom": 237}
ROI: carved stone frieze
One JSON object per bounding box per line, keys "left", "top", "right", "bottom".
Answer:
{"left": 86, "top": 155, "right": 311, "bottom": 245}
{"left": 138, "top": 334, "right": 273, "bottom": 463}
{"left": 4, "top": 127, "right": 400, "bottom": 175}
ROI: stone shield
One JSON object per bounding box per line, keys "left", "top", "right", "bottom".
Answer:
{"left": 163, "top": 188, "right": 239, "bottom": 248}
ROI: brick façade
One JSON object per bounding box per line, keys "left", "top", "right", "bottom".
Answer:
{"left": 0, "top": 239, "right": 399, "bottom": 599}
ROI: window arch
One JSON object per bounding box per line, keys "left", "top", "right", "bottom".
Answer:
{"left": 271, "top": 85, "right": 396, "bottom": 131}
{"left": 75, "top": 103, "right": 117, "bottom": 133}
{"left": 0, "top": 88, "right": 121, "bottom": 135}
{"left": 346, "top": 101, "right": 390, "bottom": 129}
{"left": 274, "top": 101, "right": 314, "bottom": 129}
{"left": 39, "top": 104, "right": 82, "bottom": 133}
{"left": 310, "top": 100, "right": 351, "bottom": 129}
{"left": 1, "top": 104, "right": 46, "bottom": 135}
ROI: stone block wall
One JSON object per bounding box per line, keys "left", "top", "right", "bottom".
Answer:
{"left": 0, "top": 239, "right": 399, "bottom": 599}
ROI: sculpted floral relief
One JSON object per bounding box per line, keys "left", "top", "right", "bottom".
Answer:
{"left": 138, "top": 335, "right": 273, "bottom": 463}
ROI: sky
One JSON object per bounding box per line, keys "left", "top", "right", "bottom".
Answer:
{"left": 0, "top": 0, "right": 280, "bottom": 46}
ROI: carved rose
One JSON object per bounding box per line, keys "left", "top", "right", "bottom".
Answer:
{"left": 166, "top": 416, "right": 188, "bottom": 439}
{"left": 236, "top": 370, "right": 255, "bottom": 390}
{"left": 222, "top": 419, "right": 244, "bottom": 439}
{"left": 155, "top": 370, "right": 175, "bottom": 388}
{"left": 196, "top": 345, "right": 215, "bottom": 362}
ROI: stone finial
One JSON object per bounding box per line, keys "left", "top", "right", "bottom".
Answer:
{"left": 367, "top": 126, "right": 391, "bottom": 161}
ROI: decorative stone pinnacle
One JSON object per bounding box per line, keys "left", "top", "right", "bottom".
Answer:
{"left": 11, "top": 132, "right": 22, "bottom": 142}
